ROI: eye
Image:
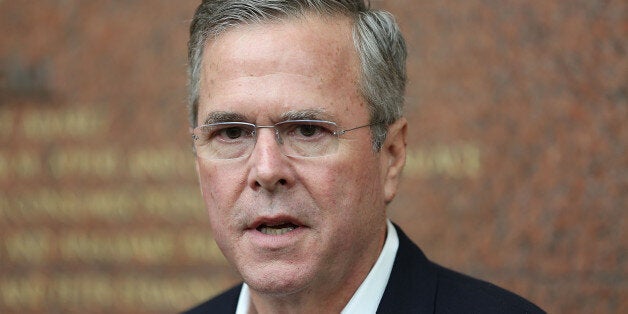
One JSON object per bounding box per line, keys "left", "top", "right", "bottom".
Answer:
{"left": 206, "top": 123, "right": 254, "bottom": 142}
{"left": 221, "top": 126, "right": 245, "bottom": 139}
{"left": 296, "top": 124, "right": 320, "bottom": 137}
{"left": 282, "top": 121, "right": 335, "bottom": 141}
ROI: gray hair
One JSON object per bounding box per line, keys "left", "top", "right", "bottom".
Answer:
{"left": 188, "top": 0, "right": 407, "bottom": 150}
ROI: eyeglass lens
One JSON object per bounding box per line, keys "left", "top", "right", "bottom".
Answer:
{"left": 193, "top": 120, "right": 340, "bottom": 159}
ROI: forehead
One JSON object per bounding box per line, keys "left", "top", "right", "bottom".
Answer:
{"left": 198, "top": 14, "right": 368, "bottom": 124}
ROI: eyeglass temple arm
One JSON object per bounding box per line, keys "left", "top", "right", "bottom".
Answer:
{"left": 336, "top": 123, "right": 378, "bottom": 135}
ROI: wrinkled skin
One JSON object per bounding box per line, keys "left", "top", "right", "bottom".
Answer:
{"left": 195, "top": 14, "right": 407, "bottom": 313}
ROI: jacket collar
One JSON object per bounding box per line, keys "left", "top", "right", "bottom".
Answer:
{"left": 377, "top": 224, "right": 438, "bottom": 313}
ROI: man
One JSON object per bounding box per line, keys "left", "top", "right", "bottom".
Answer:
{"left": 184, "top": 1, "right": 544, "bottom": 313}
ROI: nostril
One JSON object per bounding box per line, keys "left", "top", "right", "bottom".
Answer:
{"left": 254, "top": 179, "right": 287, "bottom": 188}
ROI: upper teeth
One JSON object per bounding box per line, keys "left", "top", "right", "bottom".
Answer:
{"left": 259, "top": 226, "right": 296, "bottom": 235}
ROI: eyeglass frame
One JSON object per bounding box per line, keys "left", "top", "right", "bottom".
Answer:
{"left": 190, "top": 119, "right": 377, "bottom": 159}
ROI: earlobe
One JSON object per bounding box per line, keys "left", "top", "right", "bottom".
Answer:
{"left": 383, "top": 117, "right": 407, "bottom": 203}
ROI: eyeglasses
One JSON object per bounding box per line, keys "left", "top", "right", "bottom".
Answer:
{"left": 191, "top": 119, "right": 373, "bottom": 160}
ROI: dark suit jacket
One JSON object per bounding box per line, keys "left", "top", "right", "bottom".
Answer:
{"left": 184, "top": 225, "right": 544, "bottom": 313}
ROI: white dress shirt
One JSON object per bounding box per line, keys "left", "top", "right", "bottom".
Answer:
{"left": 235, "top": 219, "right": 399, "bottom": 314}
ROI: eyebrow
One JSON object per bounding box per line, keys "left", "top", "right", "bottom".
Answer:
{"left": 279, "top": 109, "right": 333, "bottom": 121}
{"left": 202, "top": 111, "right": 248, "bottom": 125}
{"left": 201, "top": 108, "right": 335, "bottom": 125}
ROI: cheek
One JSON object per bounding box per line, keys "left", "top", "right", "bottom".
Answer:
{"left": 197, "top": 162, "right": 245, "bottom": 217}
{"left": 197, "top": 163, "right": 218, "bottom": 199}
{"left": 301, "top": 157, "right": 382, "bottom": 214}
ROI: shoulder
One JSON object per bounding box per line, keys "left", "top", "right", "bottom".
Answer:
{"left": 384, "top": 224, "right": 544, "bottom": 313}
{"left": 432, "top": 264, "right": 545, "bottom": 313}
{"left": 182, "top": 284, "right": 242, "bottom": 314}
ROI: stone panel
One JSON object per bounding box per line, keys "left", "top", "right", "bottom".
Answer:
{"left": 0, "top": 1, "right": 625, "bottom": 313}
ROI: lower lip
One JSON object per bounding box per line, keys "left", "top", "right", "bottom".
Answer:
{"left": 245, "top": 226, "right": 307, "bottom": 250}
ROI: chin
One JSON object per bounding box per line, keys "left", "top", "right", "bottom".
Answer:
{"left": 242, "top": 265, "right": 312, "bottom": 296}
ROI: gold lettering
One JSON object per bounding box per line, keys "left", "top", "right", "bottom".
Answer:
{"left": 4, "top": 230, "right": 53, "bottom": 263}
{"left": 52, "top": 274, "right": 114, "bottom": 307}
{"left": 141, "top": 187, "right": 205, "bottom": 220}
{"left": 84, "top": 190, "right": 134, "bottom": 221}
{"left": 181, "top": 277, "right": 232, "bottom": 307}
{"left": 0, "top": 193, "right": 9, "bottom": 221}
{"left": 128, "top": 232, "right": 175, "bottom": 263}
{"left": 117, "top": 276, "right": 227, "bottom": 310}
{"left": 0, "top": 109, "right": 14, "bottom": 139}
{"left": 127, "top": 147, "right": 195, "bottom": 179}
{"left": 11, "top": 190, "right": 70, "bottom": 222}
{"left": 433, "top": 145, "right": 455, "bottom": 175}
{"left": 59, "top": 231, "right": 133, "bottom": 263}
{"left": 123, "top": 278, "right": 171, "bottom": 308}
{"left": 6, "top": 187, "right": 201, "bottom": 223}
{"left": 0, "top": 274, "right": 235, "bottom": 311}
{"left": 180, "top": 231, "right": 228, "bottom": 265}
{"left": 13, "top": 151, "right": 41, "bottom": 178}
{"left": 0, "top": 275, "right": 46, "bottom": 309}
{"left": 0, "top": 151, "right": 42, "bottom": 181}
{"left": 48, "top": 147, "right": 119, "bottom": 178}
{"left": 460, "top": 144, "right": 480, "bottom": 177}
{"left": 0, "top": 152, "right": 7, "bottom": 179}
{"left": 21, "top": 107, "right": 108, "bottom": 141}
{"left": 405, "top": 143, "right": 481, "bottom": 178}
{"left": 58, "top": 231, "right": 175, "bottom": 264}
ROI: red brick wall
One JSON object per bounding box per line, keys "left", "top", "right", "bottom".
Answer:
{"left": 0, "top": 1, "right": 625, "bottom": 313}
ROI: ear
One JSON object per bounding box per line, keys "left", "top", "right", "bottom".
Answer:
{"left": 381, "top": 117, "right": 407, "bottom": 204}
{"left": 191, "top": 127, "right": 203, "bottom": 186}
{"left": 194, "top": 156, "right": 202, "bottom": 187}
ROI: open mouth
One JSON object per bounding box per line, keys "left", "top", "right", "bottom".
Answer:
{"left": 256, "top": 222, "right": 299, "bottom": 236}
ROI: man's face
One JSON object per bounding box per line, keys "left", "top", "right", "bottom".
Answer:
{"left": 195, "top": 15, "right": 405, "bottom": 297}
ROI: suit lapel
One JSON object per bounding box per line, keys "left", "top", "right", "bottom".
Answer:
{"left": 377, "top": 224, "right": 438, "bottom": 313}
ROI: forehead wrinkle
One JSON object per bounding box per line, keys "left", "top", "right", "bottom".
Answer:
{"left": 238, "top": 72, "right": 314, "bottom": 80}
{"left": 212, "top": 73, "right": 320, "bottom": 93}
{"left": 205, "top": 18, "right": 354, "bottom": 82}
{"left": 209, "top": 59, "right": 322, "bottom": 84}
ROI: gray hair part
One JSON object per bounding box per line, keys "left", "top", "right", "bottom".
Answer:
{"left": 188, "top": 0, "right": 407, "bottom": 150}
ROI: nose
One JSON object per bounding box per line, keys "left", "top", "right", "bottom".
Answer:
{"left": 247, "top": 127, "right": 293, "bottom": 191}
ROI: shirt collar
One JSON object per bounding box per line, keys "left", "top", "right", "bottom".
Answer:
{"left": 235, "top": 219, "right": 399, "bottom": 314}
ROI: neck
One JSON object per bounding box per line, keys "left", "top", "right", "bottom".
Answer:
{"left": 248, "top": 288, "right": 351, "bottom": 314}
